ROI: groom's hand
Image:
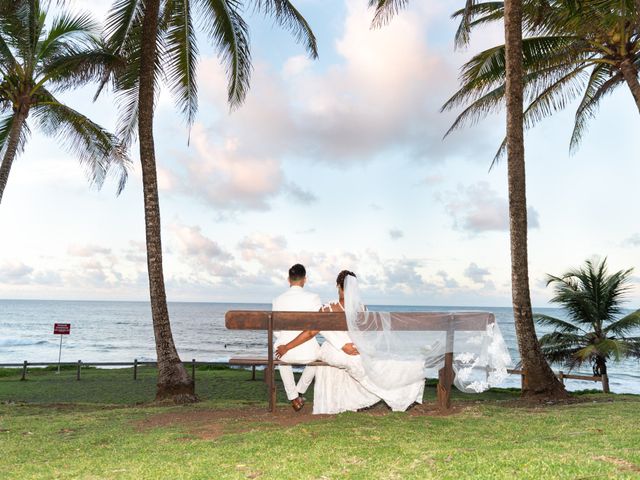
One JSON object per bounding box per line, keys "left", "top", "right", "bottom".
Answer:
{"left": 342, "top": 343, "right": 359, "bottom": 356}
{"left": 276, "top": 345, "right": 289, "bottom": 359}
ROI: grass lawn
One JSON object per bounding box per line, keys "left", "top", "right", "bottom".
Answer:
{"left": 1, "top": 366, "right": 639, "bottom": 479}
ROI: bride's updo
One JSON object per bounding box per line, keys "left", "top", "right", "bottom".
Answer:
{"left": 336, "top": 270, "right": 356, "bottom": 290}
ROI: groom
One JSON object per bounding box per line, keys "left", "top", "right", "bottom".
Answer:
{"left": 272, "top": 263, "right": 322, "bottom": 411}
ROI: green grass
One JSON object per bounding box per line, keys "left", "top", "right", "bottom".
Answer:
{"left": 1, "top": 367, "right": 639, "bottom": 479}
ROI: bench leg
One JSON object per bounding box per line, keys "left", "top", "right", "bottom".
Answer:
{"left": 251, "top": 365, "right": 256, "bottom": 381}
{"left": 267, "top": 313, "right": 276, "bottom": 413}
{"left": 437, "top": 352, "right": 454, "bottom": 410}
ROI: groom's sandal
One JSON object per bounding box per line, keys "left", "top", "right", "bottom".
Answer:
{"left": 291, "top": 396, "right": 305, "bottom": 412}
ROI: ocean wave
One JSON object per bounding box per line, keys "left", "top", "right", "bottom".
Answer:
{"left": 0, "top": 339, "right": 48, "bottom": 347}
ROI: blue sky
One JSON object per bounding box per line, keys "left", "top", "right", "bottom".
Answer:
{"left": 0, "top": 0, "right": 639, "bottom": 307}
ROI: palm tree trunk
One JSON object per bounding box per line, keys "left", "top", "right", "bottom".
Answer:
{"left": 503, "top": 0, "right": 566, "bottom": 399}
{"left": 139, "top": 0, "right": 195, "bottom": 403}
{"left": 619, "top": 58, "right": 640, "bottom": 113}
{"left": 0, "top": 106, "right": 28, "bottom": 204}
{"left": 595, "top": 357, "right": 610, "bottom": 394}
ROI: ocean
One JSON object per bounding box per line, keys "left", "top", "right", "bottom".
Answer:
{"left": 1, "top": 299, "right": 638, "bottom": 394}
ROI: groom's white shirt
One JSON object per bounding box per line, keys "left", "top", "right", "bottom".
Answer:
{"left": 272, "top": 286, "right": 322, "bottom": 359}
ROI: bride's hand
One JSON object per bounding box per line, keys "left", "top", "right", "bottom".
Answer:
{"left": 342, "top": 343, "right": 359, "bottom": 356}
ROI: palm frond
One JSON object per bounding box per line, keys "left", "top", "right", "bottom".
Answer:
{"left": 534, "top": 314, "right": 584, "bottom": 333}
{"left": 0, "top": 0, "right": 34, "bottom": 70}
{"left": 0, "top": 111, "right": 30, "bottom": 158}
{"left": 604, "top": 310, "right": 640, "bottom": 336}
{"left": 113, "top": 65, "right": 140, "bottom": 149}
{"left": 369, "top": 0, "right": 409, "bottom": 29}
{"left": 598, "top": 264, "right": 634, "bottom": 322}
{"left": 36, "top": 11, "right": 98, "bottom": 63}
{"left": 621, "top": 337, "right": 640, "bottom": 358}
{"left": 96, "top": 0, "right": 145, "bottom": 100}
{"left": 254, "top": 0, "right": 317, "bottom": 59}
{"left": 453, "top": 2, "right": 504, "bottom": 49}
{"left": 539, "top": 331, "right": 585, "bottom": 348}
{"left": 591, "top": 337, "right": 628, "bottom": 362}
{"left": 545, "top": 273, "right": 601, "bottom": 326}
{"left": 443, "top": 36, "right": 578, "bottom": 115}
{"left": 570, "top": 65, "right": 623, "bottom": 153}
{"left": 489, "top": 62, "right": 590, "bottom": 167}
{"left": 31, "top": 90, "right": 130, "bottom": 194}
{"left": 0, "top": 25, "right": 20, "bottom": 73}
{"left": 196, "top": 0, "right": 251, "bottom": 108}
{"left": 40, "top": 49, "right": 124, "bottom": 93}
{"left": 164, "top": 0, "right": 199, "bottom": 126}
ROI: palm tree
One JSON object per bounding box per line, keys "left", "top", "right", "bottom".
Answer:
{"left": 369, "top": 0, "right": 566, "bottom": 397}
{"left": 0, "top": 0, "right": 129, "bottom": 204}
{"left": 443, "top": 0, "right": 640, "bottom": 162}
{"left": 535, "top": 257, "right": 640, "bottom": 393}
{"left": 98, "top": 0, "right": 317, "bottom": 402}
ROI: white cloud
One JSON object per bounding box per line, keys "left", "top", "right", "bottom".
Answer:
{"left": 282, "top": 55, "right": 312, "bottom": 78}
{"left": 623, "top": 234, "right": 640, "bottom": 247}
{"left": 464, "top": 262, "right": 493, "bottom": 287}
{"left": 389, "top": 229, "right": 404, "bottom": 240}
{"left": 171, "top": 223, "right": 233, "bottom": 261}
{"left": 0, "top": 262, "right": 34, "bottom": 284}
{"left": 437, "top": 270, "right": 459, "bottom": 289}
{"left": 67, "top": 244, "right": 112, "bottom": 257}
{"left": 424, "top": 174, "right": 445, "bottom": 186}
{"left": 443, "top": 182, "right": 540, "bottom": 233}
{"left": 193, "top": 2, "right": 491, "bottom": 168}
{"left": 285, "top": 183, "right": 317, "bottom": 204}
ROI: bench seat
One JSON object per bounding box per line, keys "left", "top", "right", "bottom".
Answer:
{"left": 229, "top": 356, "right": 328, "bottom": 382}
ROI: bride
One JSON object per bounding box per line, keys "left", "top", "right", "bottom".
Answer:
{"left": 276, "top": 270, "right": 425, "bottom": 414}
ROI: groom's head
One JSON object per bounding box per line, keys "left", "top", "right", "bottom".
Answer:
{"left": 288, "top": 263, "right": 306, "bottom": 287}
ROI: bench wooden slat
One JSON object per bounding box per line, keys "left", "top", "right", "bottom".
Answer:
{"left": 225, "top": 310, "right": 494, "bottom": 331}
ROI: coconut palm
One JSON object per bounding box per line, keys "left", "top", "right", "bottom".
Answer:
{"left": 535, "top": 257, "right": 640, "bottom": 393}
{"left": 443, "top": 0, "right": 640, "bottom": 162}
{"left": 370, "top": 0, "right": 566, "bottom": 397}
{"left": 98, "top": 0, "right": 317, "bottom": 402}
{"left": 0, "top": 0, "right": 129, "bottom": 205}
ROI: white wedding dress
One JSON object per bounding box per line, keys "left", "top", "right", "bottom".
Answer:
{"left": 312, "top": 302, "right": 425, "bottom": 414}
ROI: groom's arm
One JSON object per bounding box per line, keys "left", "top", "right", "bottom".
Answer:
{"left": 275, "top": 330, "right": 320, "bottom": 359}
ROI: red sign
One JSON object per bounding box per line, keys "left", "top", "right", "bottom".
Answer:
{"left": 54, "top": 323, "right": 71, "bottom": 335}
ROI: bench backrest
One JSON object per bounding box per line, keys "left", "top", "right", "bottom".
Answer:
{"left": 224, "top": 310, "right": 494, "bottom": 331}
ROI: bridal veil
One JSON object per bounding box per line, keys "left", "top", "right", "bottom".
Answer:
{"left": 343, "top": 275, "right": 512, "bottom": 393}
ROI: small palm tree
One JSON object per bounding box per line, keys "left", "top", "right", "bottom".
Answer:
{"left": 535, "top": 257, "right": 640, "bottom": 393}
{"left": 0, "top": 0, "right": 129, "bottom": 204}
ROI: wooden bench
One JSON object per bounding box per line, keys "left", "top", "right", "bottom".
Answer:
{"left": 225, "top": 310, "right": 495, "bottom": 413}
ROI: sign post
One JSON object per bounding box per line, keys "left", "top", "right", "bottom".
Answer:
{"left": 53, "top": 323, "right": 71, "bottom": 374}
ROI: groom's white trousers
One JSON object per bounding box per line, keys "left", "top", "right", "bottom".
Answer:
{"left": 276, "top": 342, "right": 320, "bottom": 401}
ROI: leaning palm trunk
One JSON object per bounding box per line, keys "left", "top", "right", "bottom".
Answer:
{"left": 620, "top": 58, "right": 640, "bottom": 113}
{"left": 138, "top": 0, "right": 195, "bottom": 402}
{"left": 504, "top": 0, "right": 566, "bottom": 398}
{"left": 0, "top": 106, "right": 28, "bottom": 204}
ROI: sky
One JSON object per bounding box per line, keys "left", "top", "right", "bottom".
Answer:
{"left": 0, "top": 0, "right": 639, "bottom": 307}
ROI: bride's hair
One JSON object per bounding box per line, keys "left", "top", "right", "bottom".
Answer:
{"left": 336, "top": 270, "right": 356, "bottom": 290}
